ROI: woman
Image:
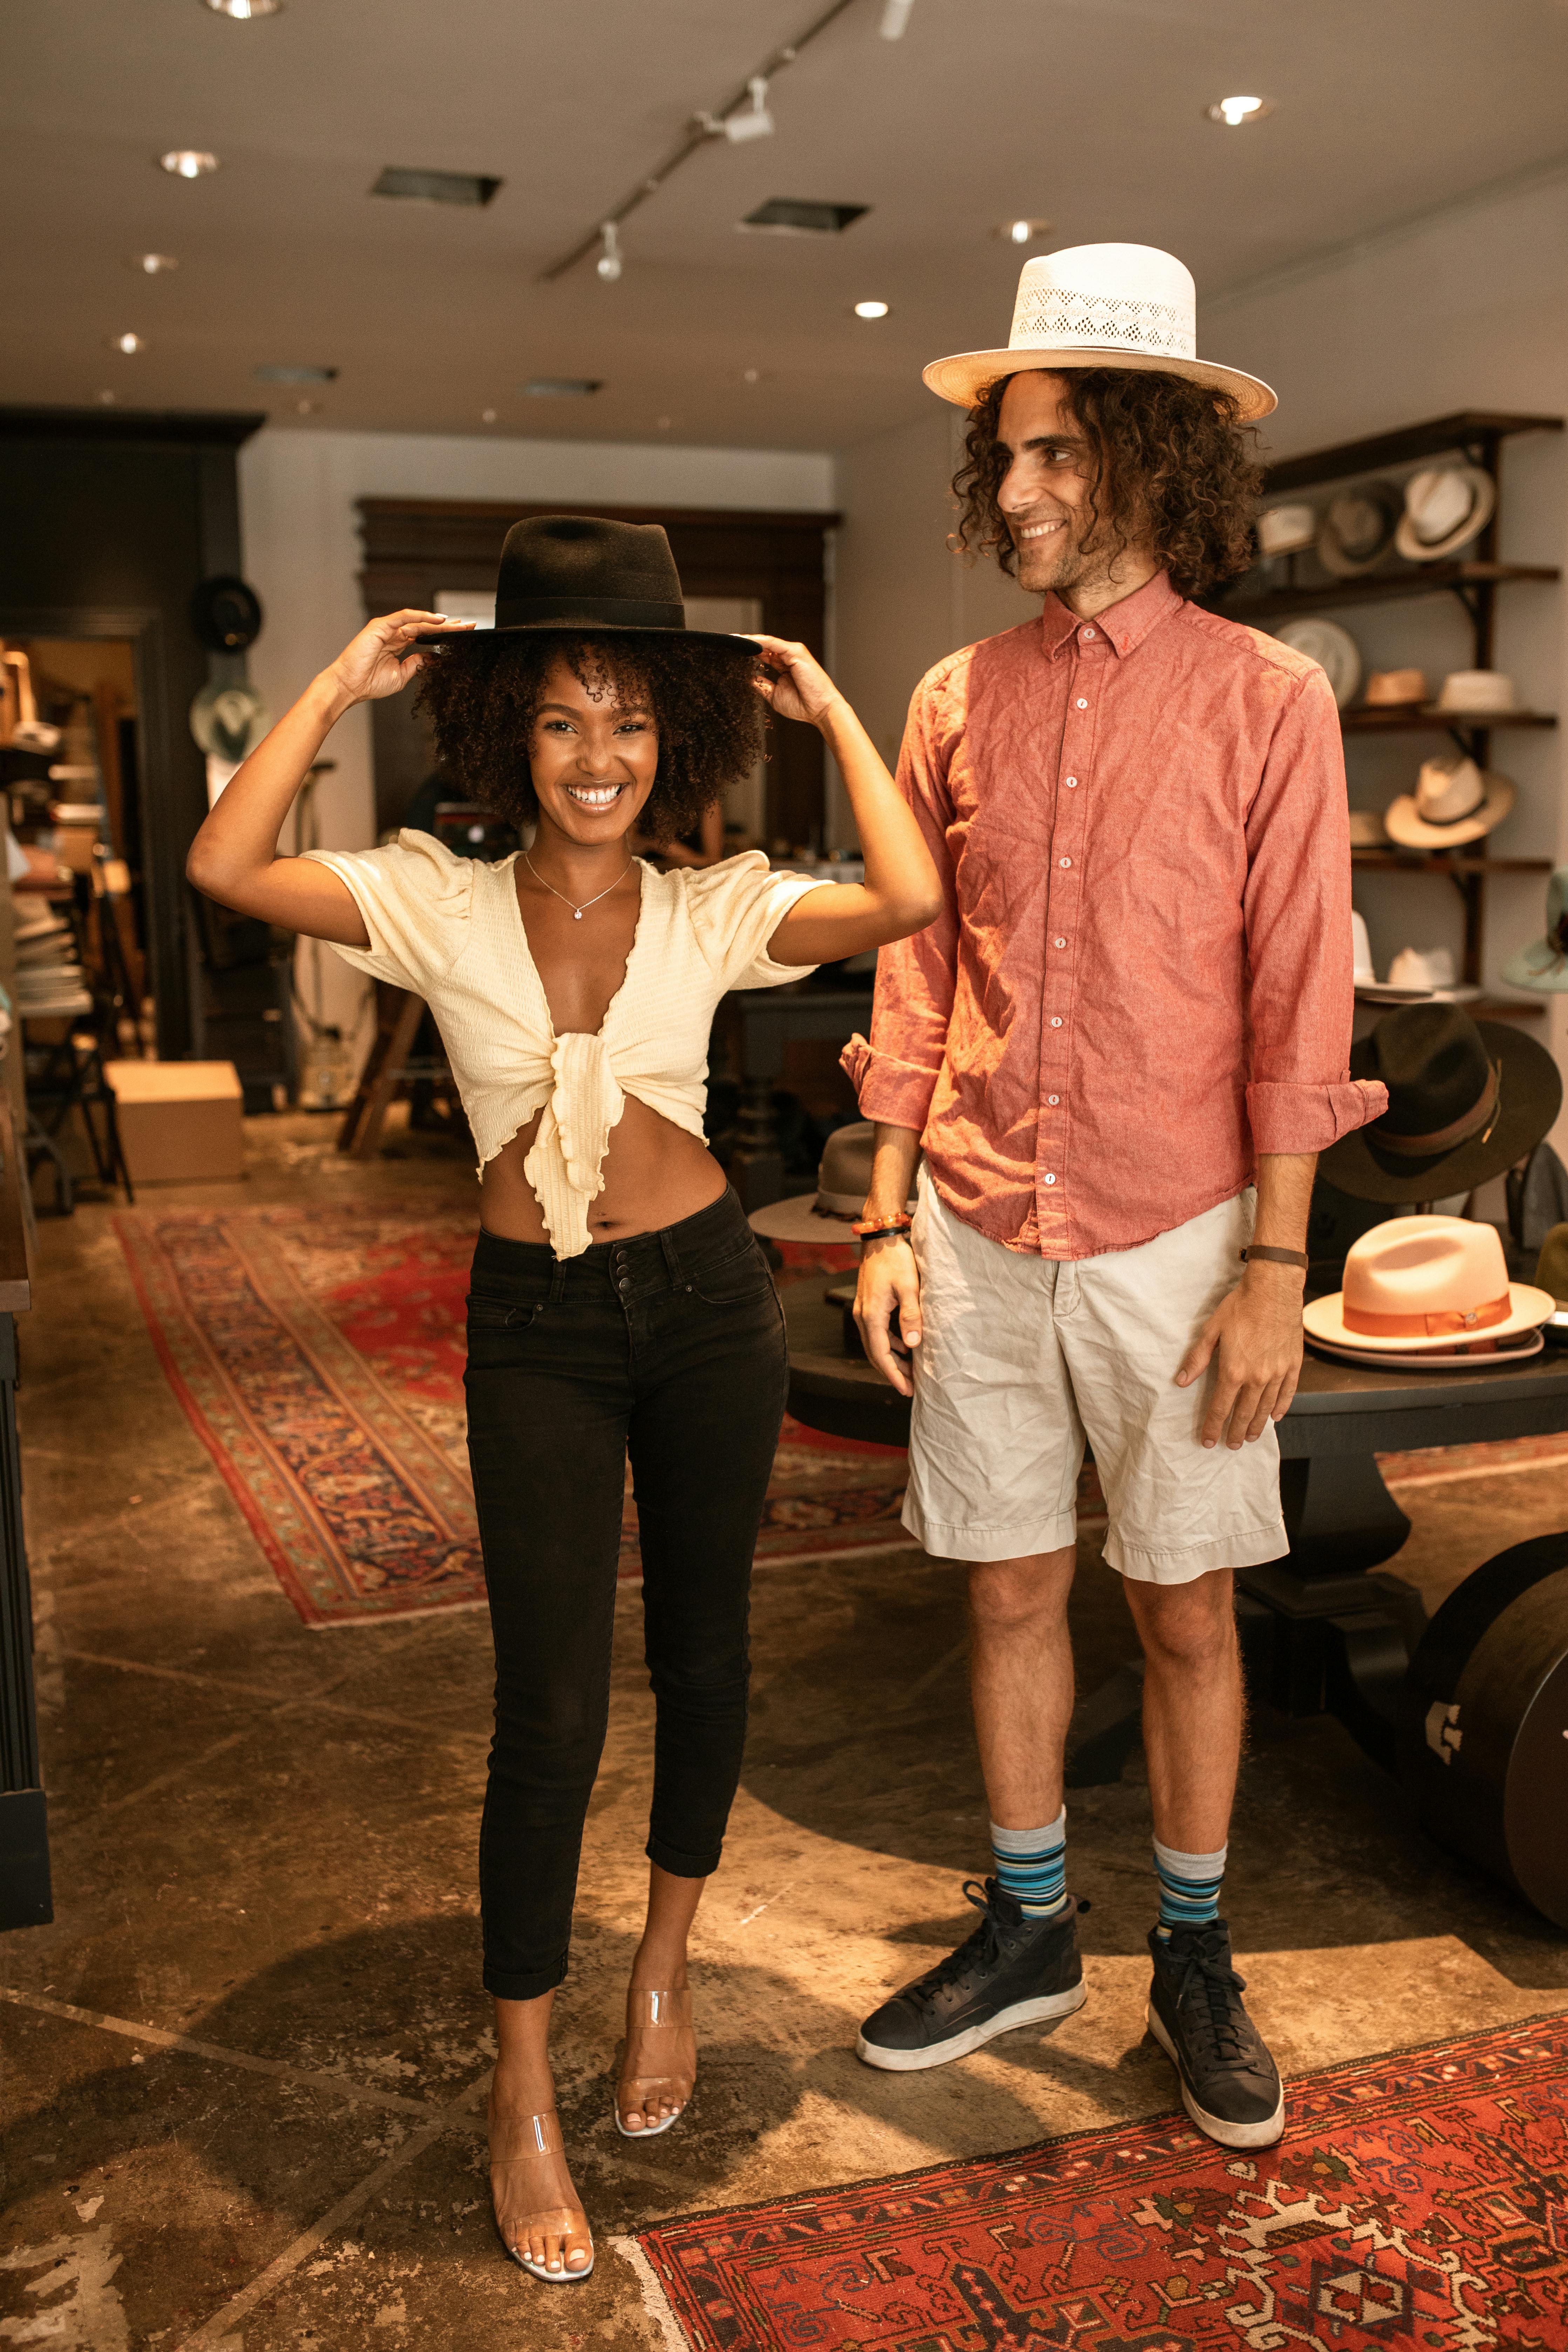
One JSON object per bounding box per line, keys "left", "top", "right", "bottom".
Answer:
{"left": 186, "top": 516, "right": 941, "bottom": 2286}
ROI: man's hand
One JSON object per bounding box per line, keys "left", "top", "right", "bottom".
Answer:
{"left": 1176, "top": 1263, "right": 1304, "bottom": 1449}
{"left": 853, "top": 1232, "right": 923, "bottom": 1396}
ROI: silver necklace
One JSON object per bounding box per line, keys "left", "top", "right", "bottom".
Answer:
{"left": 523, "top": 850, "right": 634, "bottom": 921}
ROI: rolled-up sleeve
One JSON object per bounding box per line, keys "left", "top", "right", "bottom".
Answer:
{"left": 1242, "top": 668, "right": 1387, "bottom": 1153}
{"left": 840, "top": 682, "right": 959, "bottom": 1133}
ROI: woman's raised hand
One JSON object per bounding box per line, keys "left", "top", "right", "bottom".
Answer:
{"left": 324, "top": 610, "right": 474, "bottom": 706}
{"left": 746, "top": 633, "right": 844, "bottom": 730}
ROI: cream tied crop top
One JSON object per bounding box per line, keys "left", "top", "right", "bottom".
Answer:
{"left": 304, "top": 832, "right": 823, "bottom": 1259}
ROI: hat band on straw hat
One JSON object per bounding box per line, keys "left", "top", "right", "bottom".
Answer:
{"left": 494, "top": 591, "right": 686, "bottom": 630}
{"left": 1009, "top": 288, "right": 1193, "bottom": 360}
{"left": 1372, "top": 1063, "right": 1500, "bottom": 1157}
{"left": 1344, "top": 1290, "right": 1511, "bottom": 1340}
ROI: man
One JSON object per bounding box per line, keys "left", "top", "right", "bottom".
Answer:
{"left": 843, "top": 244, "right": 1385, "bottom": 2150}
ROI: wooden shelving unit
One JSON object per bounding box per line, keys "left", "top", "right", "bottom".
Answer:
{"left": 1218, "top": 410, "right": 1564, "bottom": 991}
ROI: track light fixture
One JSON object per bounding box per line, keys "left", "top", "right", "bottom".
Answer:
{"left": 880, "top": 0, "right": 914, "bottom": 35}
{"left": 707, "top": 76, "right": 774, "bottom": 142}
{"left": 597, "top": 222, "right": 623, "bottom": 282}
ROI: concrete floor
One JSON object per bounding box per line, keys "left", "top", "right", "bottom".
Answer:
{"left": 4, "top": 1115, "right": 1567, "bottom": 2348}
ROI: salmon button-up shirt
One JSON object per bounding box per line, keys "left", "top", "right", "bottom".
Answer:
{"left": 842, "top": 571, "right": 1386, "bottom": 1260}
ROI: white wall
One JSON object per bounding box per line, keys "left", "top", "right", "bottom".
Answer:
{"left": 831, "top": 169, "right": 1568, "bottom": 1155}
{"left": 237, "top": 426, "right": 835, "bottom": 1040}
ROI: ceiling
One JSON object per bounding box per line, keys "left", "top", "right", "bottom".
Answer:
{"left": 4, "top": 0, "right": 1568, "bottom": 453}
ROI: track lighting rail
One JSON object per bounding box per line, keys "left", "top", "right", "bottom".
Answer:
{"left": 536, "top": 0, "right": 868, "bottom": 284}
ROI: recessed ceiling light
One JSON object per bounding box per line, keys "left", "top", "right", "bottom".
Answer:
{"left": 371, "top": 166, "right": 502, "bottom": 208}
{"left": 295, "top": 399, "right": 315, "bottom": 415}
{"left": 742, "top": 369, "right": 762, "bottom": 385}
{"left": 1205, "top": 94, "right": 1272, "bottom": 126}
{"left": 96, "top": 390, "right": 118, "bottom": 405}
{"left": 740, "top": 198, "right": 868, "bottom": 237}
{"left": 254, "top": 363, "right": 338, "bottom": 385}
{"left": 481, "top": 408, "right": 498, "bottom": 423}
{"left": 657, "top": 416, "right": 672, "bottom": 431}
{"left": 159, "top": 149, "right": 219, "bottom": 178}
{"left": 107, "top": 333, "right": 147, "bottom": 354}
{"left": 204, "top": 0, "right": 281, "bottom": 16}
{"left": 130, "top": 253, "right": 178, "bottom": 274}
{"left": 854, "top": 300, "right": 890, "bottom": 320}
{"left": 997, "top": 217, "right": 1051, "bottom": 246}
{"left": 523, "top": 378, "right": 602, "bottom": 398}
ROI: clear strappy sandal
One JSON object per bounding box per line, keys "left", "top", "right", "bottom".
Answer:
{"left": 489, "top": 2106, "right": 595, "bottom": 2283}
{"left": 615, "top": 1986, "right": 695, "bottom": 2140}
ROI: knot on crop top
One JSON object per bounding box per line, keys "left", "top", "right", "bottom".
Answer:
{"left": 523, "top": 1030, "right": 626, "bottom": 1254}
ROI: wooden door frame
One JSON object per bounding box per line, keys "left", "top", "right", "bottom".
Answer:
{"left": 356, "top": 499, "right": 840, "bottom": 849}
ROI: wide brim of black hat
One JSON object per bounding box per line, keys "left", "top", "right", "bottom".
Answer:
{"left": 413, "top": 620, "right": 760, "bottom": 655}
{"left": 1319, "top": 1022, "right": 1563, "bottom": 1203}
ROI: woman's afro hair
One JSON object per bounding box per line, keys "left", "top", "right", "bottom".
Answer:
{"left": 412, "top": 630, "right": 765, "bottom": 845}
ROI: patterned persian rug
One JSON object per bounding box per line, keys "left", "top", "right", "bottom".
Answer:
{"left": 116, "top": 1206, "right": 915, "bottom": 1630}
{"left": 632, "top": 2013, "right": 1568, "bottom": 2351}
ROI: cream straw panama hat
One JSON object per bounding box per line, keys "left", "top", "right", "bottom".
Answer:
{"left": 922, "top": 242, "right": 1276, "bottom": 419}
{"left": 1303, "top": 1215, "right": 1554, "bottom": 1356}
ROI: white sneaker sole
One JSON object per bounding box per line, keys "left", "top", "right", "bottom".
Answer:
{"left": 856, "top": 1979, "right": 1086, "bottom": 2072}
{"left": 1145, "top": 2004, "right": 1285, "bottom": 2148}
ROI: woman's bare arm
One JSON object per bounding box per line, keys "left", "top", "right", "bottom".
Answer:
{"left": 747, "top": 636, "right": 942, "bottom": 964}
{"left": 185, "top": 609, "right": 468, "bottom": 944}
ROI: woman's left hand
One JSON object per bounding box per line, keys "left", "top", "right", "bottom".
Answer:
{"left": 747, "top": 634, "right": 844, "bottom": 730}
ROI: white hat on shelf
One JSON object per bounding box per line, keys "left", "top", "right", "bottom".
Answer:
{"left": 1394, "top": 465, "right": 1496, "bottom": 563}
{"left": 1384, "top": 754, "right": 1515, "bottom": 850}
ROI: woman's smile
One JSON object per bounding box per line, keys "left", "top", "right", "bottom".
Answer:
{"left": 564, "top": 779, "right": 630, "bottom": 810}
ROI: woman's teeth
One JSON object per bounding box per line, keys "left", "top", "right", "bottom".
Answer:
{"left": 566, "top": 782, "right": 623, "bottom": 808}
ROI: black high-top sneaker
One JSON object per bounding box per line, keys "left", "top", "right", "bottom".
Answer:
{"left": 1146, "top": 1919, "right": 1284, "bottom": 2148}
{"left": 857, "top": 1880, "right": 1086, "bottom": 2072}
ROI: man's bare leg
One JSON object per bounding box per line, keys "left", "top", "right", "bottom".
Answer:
{"left": 1121, "top": 1567, "right": 1241, "bottom": 1853}
{"left": 968, "top": 1546, "right": 1078, "bottom": 1828}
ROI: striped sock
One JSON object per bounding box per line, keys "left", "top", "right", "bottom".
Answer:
{"left": 991, "top": 1810, "right": 1068, "bottom": 1919}
{"left": 1153, "top": 1836, "right": 1227, "bottom": 1934}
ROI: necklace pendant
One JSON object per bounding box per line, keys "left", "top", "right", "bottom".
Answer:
{"left": 573, "top": 908, "right": 583, "bottom": 920}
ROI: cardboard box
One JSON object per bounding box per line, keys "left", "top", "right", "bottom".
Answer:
{"left": 105, "top": 1060, "right": 244, "bottom": 1183}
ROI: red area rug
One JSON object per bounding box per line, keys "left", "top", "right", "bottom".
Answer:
{"left": 116, "top": 1206, "right": 915, "bottom": 1630}
{"left": 634, "top": 2012, "right": 1568, "bottom": 2350}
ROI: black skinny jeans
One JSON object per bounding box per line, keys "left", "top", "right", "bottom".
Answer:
{"left": 464, "top": 1189, "right": 787, "bottom": 2000}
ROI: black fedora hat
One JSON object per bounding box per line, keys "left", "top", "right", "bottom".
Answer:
{"left": 1320, "top": 1003, "right": 1563, "bottom": 1205}
{"left": 414, "top": 515, "right": 755, "bottom": 653}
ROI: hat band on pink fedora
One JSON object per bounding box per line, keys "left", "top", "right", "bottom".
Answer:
{"left": 1343, "top": 1290, "right": 1511, "bottom": 1340}
{"left": 1370, "top": 1063, "right": 1499, "bottom": 1157}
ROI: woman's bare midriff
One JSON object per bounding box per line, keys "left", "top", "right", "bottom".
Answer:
{"left": 478, "top": 1092, "right": 728, "bottom": 1247}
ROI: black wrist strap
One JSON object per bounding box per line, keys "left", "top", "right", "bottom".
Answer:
{"left": 1241, "top": 1245, "right": 1308, "bottom": 1270}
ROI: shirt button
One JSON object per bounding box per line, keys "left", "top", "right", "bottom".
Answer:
{"left": 1065, "top": 777, "right": 1078, "bottom": 788}
{"left": 1047, "top": 1094, "right": 1060, "bottom": 1105}
{"left": 1049, "top": 1016, "right": 1063, "bottom": 1028}
{"left": 1053, "top": 937, "right": 1066, "bottom": 948}
{"left": 1059, "top": 857, "right": 1072, "bottom": 869}
{"left": 1081, "top": 626, "right": 1095, "bottom": 639}
{"left": 1075, "top": 697, "right": 1088, "bottom": 709}
{"left": 1044, "top": 1173, "right": 1058, "bottom": 1185}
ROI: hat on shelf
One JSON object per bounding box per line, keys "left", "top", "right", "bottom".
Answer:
{"left": 1502, "top": 867, "right": 1568, "bottom": 994}
{"left": 1348, "top": 808, "right": 1391, "bottom": 848}
{"left": 1351, "top": 909, "right": 1374, "bottom": 982}
{"left": 1436, "top": 669, "right": 1518, "bottom": 715}
{"left": 412, "top": 516, "right": 761, "bottom": 654}
{"left": 1383, "top": 754, "right": 1515, "bottom": 850}
{"left": 1257, "top": 503, "right": 1316, "bottom": 557}
{"left": 1394, "top": 464, "right": 1496, "bottom": 563}
{"left": 921, "top": 243, "right": 1276, "bottom": 418}
{"left": 1303, "top": 1215, "right": 1554, "bottom": 1364}
{"left": 1317, "top": 482, "right": 1401, "bottom": 578}
{"left": 1320, "top": 1002, "right": 1563, "bottom": 1204}
{"left": 189, "top": 681, "right": 271, "bottom": 764}
{"left": 1363, "top": 668, "right": 1429, "bottom": 710}
{"left": 747, "top": 1120, "right": 919, "bottom": 1245}
{"left": 1274, "top": 616, "right": 1361, "bottom": 708}
{"left": 1388, "top": 946, "right": 1457, "bottom": 992}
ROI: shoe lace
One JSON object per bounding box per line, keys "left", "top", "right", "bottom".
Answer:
{"left": 913, "top": 1880, "right": 1014, "bottom": 2005}
{"left": 1170, "top": 1944, "right": 1250, "bottom": 2068}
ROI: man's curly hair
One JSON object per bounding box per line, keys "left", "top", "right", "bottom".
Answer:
{"left": 413, "top": 631, "right": 764, "bottom": 845}
{"left": 951, "top": 367, "right": 1263, "bottom": 600}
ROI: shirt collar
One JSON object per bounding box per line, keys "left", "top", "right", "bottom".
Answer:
{"left": 1038, "top": 570, "right": 1182, "bottom": 660}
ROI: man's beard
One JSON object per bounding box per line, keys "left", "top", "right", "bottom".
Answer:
{"left": 1012, "top": 520, "right": 1091, "bottom": 594}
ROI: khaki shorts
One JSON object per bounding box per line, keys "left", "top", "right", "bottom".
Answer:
{"left": 902, "top": 1173, "right": 1289, "bottom": 1584}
